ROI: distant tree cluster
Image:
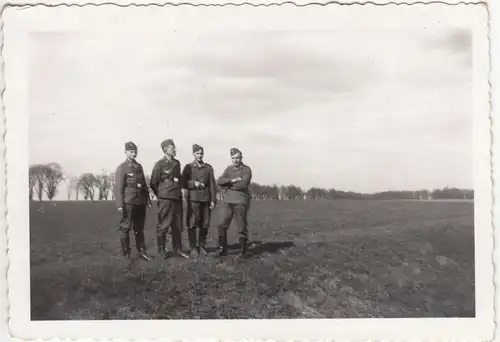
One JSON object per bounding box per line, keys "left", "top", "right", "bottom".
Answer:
{"left": 363, "top": 188, "right": 474, "bottom": 200}
{"left": 74, "top": 171, "right": 117, "bottom": 201}
{"left": 29, "top": 164, "right": 118, "bottom": 201}
{"left": 29, "top": 163, "right": 65, "bottom": 201}
{"left": 249, "top": 184, "right": 473, "bottom": 201}
{"left": 249, "top": 183, "right": 280, "bottom": 200}
{"left": 430, "top": 188, "right": 474, "bottom": 200}
{"left": 28, "top": 163, "right": 474, "bottom": 201}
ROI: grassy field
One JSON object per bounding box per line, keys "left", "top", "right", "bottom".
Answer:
{"left": 30, "top": 199, "right": 475, "bottom": 320}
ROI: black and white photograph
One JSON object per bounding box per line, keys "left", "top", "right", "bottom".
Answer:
{"left": 2, "top": 2, "right": 494, "bottom": 341}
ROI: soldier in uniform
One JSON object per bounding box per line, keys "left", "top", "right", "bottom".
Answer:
{"left": 150, "top": 139, "right": 190, "bottom": 259}
{"left": 115, "top": 141, "right": 152, "bottom": 261}
{"left": 216, "top": 148, "right": 252, "bottom": 258}
{"left": 182, "top": 144, "right": 217, "bottom": 258}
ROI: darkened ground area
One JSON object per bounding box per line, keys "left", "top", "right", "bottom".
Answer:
{"left": 30, "top": 200, "right": 474, "bottom": 319}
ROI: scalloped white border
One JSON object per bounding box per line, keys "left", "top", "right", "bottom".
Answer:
{"left": 0, "top": 2, "right": 495, "bottom": 341}
{"left": 0, "top": 0, "right": 489, "bottom": 6}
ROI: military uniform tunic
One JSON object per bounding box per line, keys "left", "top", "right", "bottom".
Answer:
{"left": 115, "top": 159, "right": 149, "bottom": 208}
{"left": 115, "top": 159, "right": 150, "bottom": 252}
{"left": 216, "top": 163, "right": 252, "bottom": 243}
{"left": 182, "top": 161, "right": 217, "bottom": 249}
{"left": 150, "top": 157, "right": 184, "bottom": 251}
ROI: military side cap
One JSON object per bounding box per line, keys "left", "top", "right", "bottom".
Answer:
{"left": 125, "top": 141, "right": 137, "bottom": 151}
{"left": 161, "top": 139, "right": 175, "bottom": 151}
{"left": 193, "top": 144, "right": 203, "bottom": 152}
{"left": 230, "top": 147, "right": 242, "bottom": 156}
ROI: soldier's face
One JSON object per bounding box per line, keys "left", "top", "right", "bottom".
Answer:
{"left": 193, "top": 150, "right": 204, "bottom": 162}
{"left": 231, "top": 153, "right": 242, "bottom": 166}
{"left": 125, "top": 149, "right": 137, "bottom": 160}
{"left": 165, "top": 145, "right": 176, "bottom": 157}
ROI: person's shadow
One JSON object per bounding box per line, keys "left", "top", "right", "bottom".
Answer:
{"left": 225, "top": 240, "right": 295, "bottom": 257}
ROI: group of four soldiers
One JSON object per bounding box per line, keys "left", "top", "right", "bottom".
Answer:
{"left": 114, "top": 139, "right": 253, "bottom": 261}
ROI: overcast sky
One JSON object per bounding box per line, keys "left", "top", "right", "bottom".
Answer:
{"left": 29, "top": 29, "right": 472, "bottom": 196}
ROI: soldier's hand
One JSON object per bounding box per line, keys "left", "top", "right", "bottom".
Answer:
{"left": 231, "top": 177, "right": 243, "bottom": 183}
{"left": 210, "top": 201, "right": 215, "bottom": 210}
{"left": 117, "top": 207, "right": 123, "bottom": 212}
{"left": 194, "top": 181, "right": 201, "bottom": 188}
{"left": 200, "top": 182, "right": 205, "bottom": 189}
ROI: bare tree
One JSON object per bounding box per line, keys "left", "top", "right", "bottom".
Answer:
{"left": 29, "top": 164, "right": 47, "bottom": 201}
{"left": 29, "top": 168, "right": 36, "bottom": 200}
{"left": 42, "top": 163, "right": 65, "bottom": 200}
{"left": 78, "top": 173, "right": 97, "bottom": 200}
{"left": 95, "top": 172, "right": 112, "bottom": 200}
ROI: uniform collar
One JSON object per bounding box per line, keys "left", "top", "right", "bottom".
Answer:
{"left": 164, "top": 156, "right": 175, "bottom": 164}
{"left": 232, "top": 162, "right": 244, "bottom": 170}
{"left": 193, "top": 160, "right": 205, "bottom": 168}
{"left": 126, "top": 158, "right": 137, "bottom": 166}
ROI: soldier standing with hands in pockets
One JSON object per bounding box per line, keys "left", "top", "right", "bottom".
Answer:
{"left": 114, "top": 141, "right": 152, "bottom": 261}
{"left": 182, "top": 144, "right": 217, "bottom": 258}
{"left": 150, "top": 139, "right": 190, "bottom": 260}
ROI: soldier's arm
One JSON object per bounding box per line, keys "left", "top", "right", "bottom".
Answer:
{"left": 174, "top": 161, "right": 182, "bottom": 184}
{"left": 182, "top": 164, "right": 196, "bottom": 189}
{"left": 230, "top": 166, "right": 252, "bottom": 190}
{"left": 140, "top": 166, "right": 152, "bottom": 204}
{"left": 209, "top": 165, "right": 217, "bottom": 203}
{"left": 217, "top": 167, "right": 232, "bottom": 186}
{"left": 150, "top": 162, "right": 160, "bottom": 197}
{"left": 115, "top": 164, "right": 125, "bottom": 209}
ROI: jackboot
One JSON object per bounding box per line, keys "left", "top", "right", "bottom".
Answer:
{"left": 138, "top": 248, "right": 152, "bottom": 261}
{"left": 136, "top": 232, "right": 152, "bottom": 261}
{"left": 167, "top": 229, "right": 189, "bottom": 259}
{"left": 239, "top": 237, "right": 249, "bottom": 259}
{"left": 157, "top": 235, "right": 168, "bottom": 260}
{"left": 120, "top": 235, "right": 131, "bottom": 259}
{"left": 198, "top": 227, "right": 208, "bottom": 255}
{"left": 216, "top": 232, "right": 228, "bottom": 257}
{"left": 134, "top": 231, "right": 142, "bottom": 251}
{"left": 175, "top": 249, "right": 191, "bottom": 259}
{"left": 186, "top": 229, "right": 197, "bottom": 258}
{"left": 188, "top": 229, "right": 198, "bottom": 250}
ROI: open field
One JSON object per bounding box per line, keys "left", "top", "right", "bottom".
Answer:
{"left": 30, "top": 200, "right": 475, "bottom": 319}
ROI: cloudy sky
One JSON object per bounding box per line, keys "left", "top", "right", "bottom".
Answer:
{"left": 29, "top": 29, "right": 472, "bottom": 196}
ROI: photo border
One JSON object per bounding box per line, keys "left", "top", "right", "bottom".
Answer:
{"left": 0, "top": 2, "right": 494, "bottom": 341}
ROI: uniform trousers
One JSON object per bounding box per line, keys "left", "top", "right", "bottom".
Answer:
{"left": 186, "top": 201, "right": 211, "bottom": 249}
{"left": 119, "top": 203, "right": 147, "bottom": 252}
{"left": 217, "top": 203, "right": 249, "bottom": 242}
{"left": 156, "top": 198, "right": 183, "bottom": 251}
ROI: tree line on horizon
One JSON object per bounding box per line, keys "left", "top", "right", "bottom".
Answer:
{"left": 29, "top": 162, "right": 474, "bottom": 202}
